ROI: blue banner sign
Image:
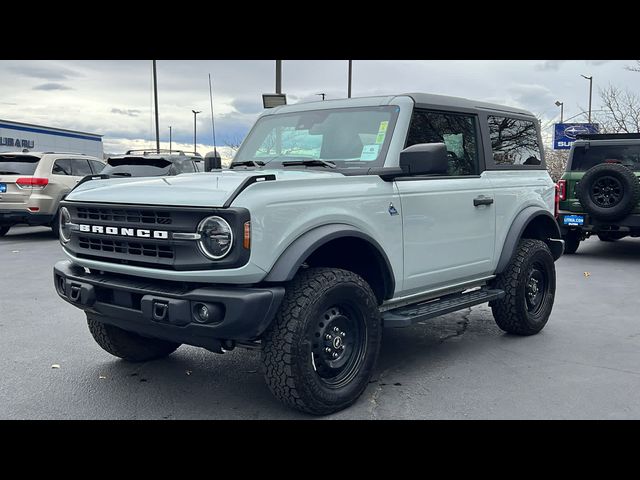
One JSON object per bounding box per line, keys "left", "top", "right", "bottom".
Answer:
{"left": 553, "top": 123, "right": 599, "bottom": 150}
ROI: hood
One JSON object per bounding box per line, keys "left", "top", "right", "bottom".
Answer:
{"left": 66, "top": 169, "right": 344, "bottom": 207}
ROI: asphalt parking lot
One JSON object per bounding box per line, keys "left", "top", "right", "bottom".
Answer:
{"left": 1, "top": 225, "right": 640, "bottom": 419}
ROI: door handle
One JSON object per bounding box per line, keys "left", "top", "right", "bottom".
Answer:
{"left": 474, "top": 196, "right": 494, "bottom": 207}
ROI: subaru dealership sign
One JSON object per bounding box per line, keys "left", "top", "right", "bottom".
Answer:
{"left": 553, "top": 123, "right": 600, "bottom": 150}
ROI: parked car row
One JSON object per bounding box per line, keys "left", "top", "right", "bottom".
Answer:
{"left": 0, "top": 149, "right": 222, "bottom": 237}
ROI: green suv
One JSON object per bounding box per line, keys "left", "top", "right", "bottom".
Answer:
{"left": 557, "top": 133, "right": 640, "bottom": 254}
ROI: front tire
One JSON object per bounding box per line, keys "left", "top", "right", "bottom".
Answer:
{"left": 262, "top": 267, "right": 382, "bottom": 415}
{"left": 491, "top": 239, "right": 556, "bottom": 336}
{"left": 87, "top": 316, "right": 180, "bottom": 362}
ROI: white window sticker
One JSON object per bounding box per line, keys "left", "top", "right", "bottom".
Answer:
{"left": 360, "top": 144, "right": 380, "bottom": 161}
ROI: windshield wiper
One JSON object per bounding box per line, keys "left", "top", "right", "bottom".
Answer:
{"left": 0, "top": 170, "right": 21, "bottom": 175}
{"left": 111, "top": 172, "right": 132, "bottom": 177}
{"left": 281, "top": 159, "right": 337, "bottom": 169}
{"left": 230, "top": 160, "right": 265, "bottom": 168}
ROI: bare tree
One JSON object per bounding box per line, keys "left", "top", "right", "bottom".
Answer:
{"left": 593, "top": 86, "right": 640, "bottom": 133}
{"left": 223, "top": 134, "right": 246, "bottom": 153}
{"left": 545, "top": 149, "right": 569, "bottom": 182}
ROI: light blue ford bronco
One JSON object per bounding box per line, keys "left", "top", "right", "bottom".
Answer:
{"left": 54, "top": 93, "right": 563, "bottom": 415}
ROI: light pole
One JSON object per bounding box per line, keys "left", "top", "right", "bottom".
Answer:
{"left": 275, "top": 60, "right": 282, "bottom": 94}
{"left": 169, "top": 126, "right": 172, "bottom": 153}
{"left": 555, "top": 101, "right": 564, "bottom": 123}
{"left": 192, "top": 110, "right": 201, "bottom": 154}
{"left": 316, "top": 93, "right": 326, "bottom": 100}
{"left": 348, "top": 60, "right": 352, "bottom": 98}
{"left": 581, "top": 74, "right": 593, "bottom": 123}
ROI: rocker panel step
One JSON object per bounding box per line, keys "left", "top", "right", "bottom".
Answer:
{"left": 382, "top": 288, "right": 505, "bottom": 328}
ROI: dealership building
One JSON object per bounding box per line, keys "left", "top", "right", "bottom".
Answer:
{"left": 0, "top": 119, "right": 103, "bottom": 158}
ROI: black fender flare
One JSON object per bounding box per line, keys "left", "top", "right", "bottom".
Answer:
{"left": 263, "top": 224, "right": 396, "bottom": 298}
{"left": 495, "top": 207, "right": 563, "bottom": 274}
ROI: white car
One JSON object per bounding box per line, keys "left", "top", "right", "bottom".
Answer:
{"left": 54, "top": 93, "right": 563, "bottom": 414}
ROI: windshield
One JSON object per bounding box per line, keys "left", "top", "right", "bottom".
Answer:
{"left": 233, "top": 106, "right": 399, "bottom": 169}
{"left": 102, "top": 157, "right": 173, "bottom": 177}
{"left": 0, "top": 155, "right": 40, "bottom": 175}
{"left": 571, "top": 145, "right": 640, "bottom": 171}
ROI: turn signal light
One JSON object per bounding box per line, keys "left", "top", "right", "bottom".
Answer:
{"left": 243, "top": 221, "right": 251, "bottom": 249}
{"left": 16, "top": 177, "right": 49, "bottom": 189}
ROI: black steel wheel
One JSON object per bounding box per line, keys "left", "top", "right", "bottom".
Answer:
{"left": 262, "top": 267, "right": 382, "bottom": 415}
{"left": 491, "top": 239, "right": 556, "bottom": 335}
{"left": 577, "top": 163, "right": 640, "bottom": 221}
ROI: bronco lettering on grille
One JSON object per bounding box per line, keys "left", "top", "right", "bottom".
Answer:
{"left": 78, "top": 224, "right": 169, "bottom": 239}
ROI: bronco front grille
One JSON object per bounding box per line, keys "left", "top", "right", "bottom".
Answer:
{"left": 76, "top": 207, "right": 172, "bottom": 225}
{"left": 78, "top": 236, "right": 174, "bottom": 259}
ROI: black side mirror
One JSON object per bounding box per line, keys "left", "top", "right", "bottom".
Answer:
{"left": 204, "top": 151, "right": 222, "bottom": 171}
{"left": 399, "top": 143, "right": 449, "bottom": 176}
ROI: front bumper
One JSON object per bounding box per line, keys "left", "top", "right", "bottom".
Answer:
{"left": 0, "top": 210, "right": 55, "bottom": 226}
{"left": 557, "top": 211, "right": 640, "bottom": 235}
{"left": 53, "top": 260, "right": 285, "bottom": 351}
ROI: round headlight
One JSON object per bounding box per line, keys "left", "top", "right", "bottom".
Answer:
{"left": 59, "top": 206, "right": 72, "bottom": 243}
{"left": 197, "top": 216, "right": 233, "bottom": 260}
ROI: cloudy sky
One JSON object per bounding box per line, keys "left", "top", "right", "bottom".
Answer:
{"left": 0, "top": 60, "right": 637, "bottom": 158}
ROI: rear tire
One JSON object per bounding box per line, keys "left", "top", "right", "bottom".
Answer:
{"left": 563, "top": 231, "right": 580, "bottom": 254}
{"left": 87, "top": 316, "right": 180, "bottom": 362}
{"left": 0, "top": 226, "right": 10, "bottom": 237}
{"left": 491, "top": 239, "right": 556, "bottom": 336}
{"left": 598, "top": 232, "right": 625, "bottom": 241}
{"left": 262, "top": 267, "right": 382, "bottom": 415}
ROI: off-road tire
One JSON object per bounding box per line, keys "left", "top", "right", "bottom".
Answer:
{"left": 0, "top": 226, "right": 10, "bottom": 237}
{"left": 563, "top": 231, "right": 580, "bottom": 254}
{"left": 50, "top": 209, "right": 60, "bottom": 239}
{"left": 577, "top": 163, "right": 640, "bottom": 222}
{"left": 262, "top": 267, "right": 382, "bottom": 415}
{"left": 87, "top": 316, "right": 180, "bottom": 362}
{"left": 598, "top": 232, "right": 625, "bottom": 241}
{"left": 491, "top": 239, "right": 556, "bottom": 336}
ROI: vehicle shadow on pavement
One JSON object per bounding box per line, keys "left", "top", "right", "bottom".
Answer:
{"left": 83, "top": 347, "right": 310, "bottom": 419}
{"left": 569, "top": 237, "right": 640, "bottom": 262}
{"left": 2, "top": 227, "right": 56, "bottom": 243}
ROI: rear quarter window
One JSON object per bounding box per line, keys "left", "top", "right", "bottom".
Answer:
{"left": 487, "top": 116, "right": 543, "bottom": 168}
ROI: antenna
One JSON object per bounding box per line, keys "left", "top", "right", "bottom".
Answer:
{"left": 152, "top": 60, "right": 160, "bottom": 154}
{"left": 208, "top": 73, "right": 218, "bottom": 158}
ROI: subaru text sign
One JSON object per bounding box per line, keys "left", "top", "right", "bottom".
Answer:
{"left": 553, "top": 123, "right": 600, "bottom": 150}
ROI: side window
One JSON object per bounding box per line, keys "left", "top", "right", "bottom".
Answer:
{"left": 406, "top": 110, "right": 479, "bottom": 176}
{"left": 180, "top": 160, "right": 196, "bottom": 173}
{"left": 488, "top": 116, "right": 542, "bottom": 167}
{"left": 52, "top": 159, "right": 72, "bottom": 175}
{"left": 88, "top": 160, "right": 105, "bottom": 174}
{"left": 71, "top": 159, "right": 93, "bottom": 176}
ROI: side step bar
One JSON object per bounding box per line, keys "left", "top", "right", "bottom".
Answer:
{"left": 382, "top": 288, "right": 505, "bottom": 328}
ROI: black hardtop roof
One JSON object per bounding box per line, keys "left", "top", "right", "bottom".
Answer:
{"left": 402, "top": 92, "right": 534, "bottom": 116}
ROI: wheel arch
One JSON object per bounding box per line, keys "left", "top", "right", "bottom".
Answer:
{"left": 263, "top": 224, "right": 395, "bottom": 303}
{"left": 495, "top": 207, "right": 563, "bottom": 274}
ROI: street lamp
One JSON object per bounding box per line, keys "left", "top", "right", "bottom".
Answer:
{"left": 168, "top": 125, "right": 172, "bottom": 153}
{"left": 555, "top": 101, "right": 564, "bottom": 123}
{"left": 316, "top": 93, "right": 326, "bottom": 100}
{"left": 581, "top": 74, "right": 593, "bottom": 123}
{"left": 192, "top": 110, "right": 201, "bottom": 155}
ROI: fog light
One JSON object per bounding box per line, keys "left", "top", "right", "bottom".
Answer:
{"left": 195, "top": 304, "right": 210, "bottom": 323}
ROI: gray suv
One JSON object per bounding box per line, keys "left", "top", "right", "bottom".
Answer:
{"left": 101, "top": 150, "right": 203, "bottom": 177}
{"left": 0, "top": 151, "right": 104, "bottom": 237}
